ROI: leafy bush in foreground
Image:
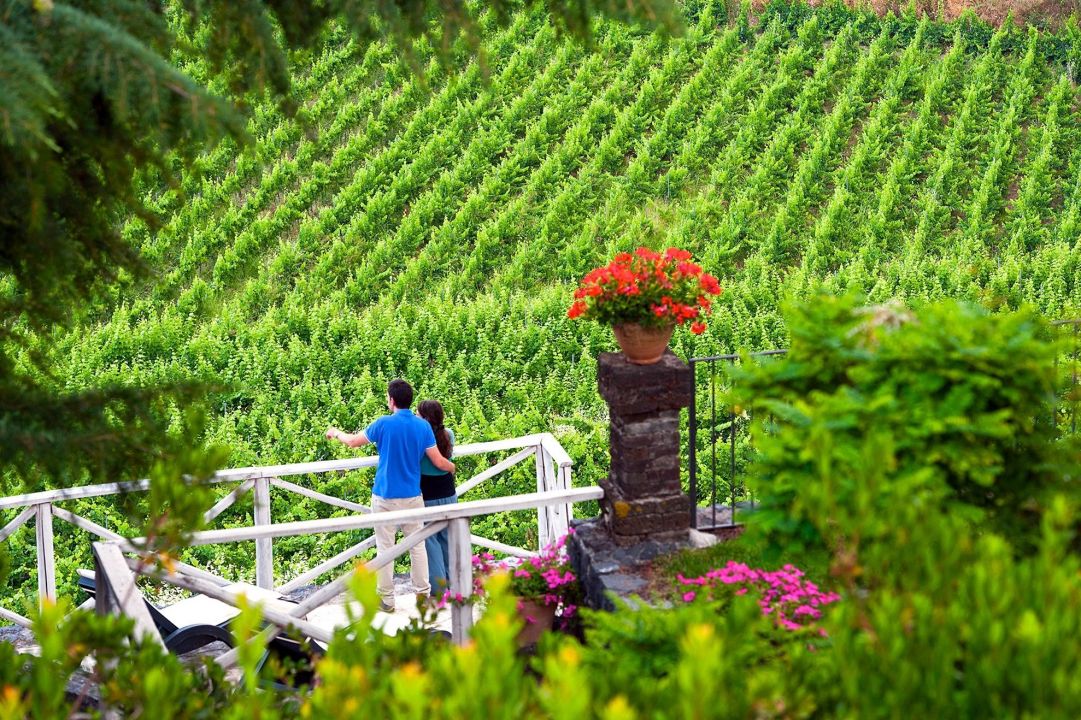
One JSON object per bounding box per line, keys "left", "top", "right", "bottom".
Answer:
{"left": 733, "top": 295, "right": 1079, "bottom": 552}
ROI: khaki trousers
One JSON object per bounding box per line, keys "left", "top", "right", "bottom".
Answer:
{"left": 371, "top": 495, "right": 431, "bottom": 601}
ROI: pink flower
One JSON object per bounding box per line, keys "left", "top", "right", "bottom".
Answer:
{"left": 678, "top": 561, "right": 840, "bottom": 633}
{"left": 682, "top": 591, "right": 696, "bottom": 603}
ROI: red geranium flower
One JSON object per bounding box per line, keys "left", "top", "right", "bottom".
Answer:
{"left": 567, "top": 247, "right": 722, "bottom": 334}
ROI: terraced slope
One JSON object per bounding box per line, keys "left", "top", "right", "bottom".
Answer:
{"left": 20, "top": 3, "right": 1081, "bottom": 596}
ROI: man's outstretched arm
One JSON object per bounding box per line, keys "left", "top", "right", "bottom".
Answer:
{"left": 425, "top": 446, "right": 455, "bottom": 474}
{"left": 326, "top": 426, "right": 370, "bottom": 448}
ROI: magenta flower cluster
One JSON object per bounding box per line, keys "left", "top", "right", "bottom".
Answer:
{"left": 677, "top": 561, "right": 841, "bottom": 633}
{"left": 464, "top": 531, "right": 580, "bottom": 620}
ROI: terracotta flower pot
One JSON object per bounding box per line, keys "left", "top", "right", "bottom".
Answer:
{"left": 515, "top": 597, "right": 557, "bottom": 647}
{"left": 612, "top": 322, "right": 676, "bottom": 364}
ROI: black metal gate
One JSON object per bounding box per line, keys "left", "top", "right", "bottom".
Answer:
{"left": 686, "top": 349, "right": 785, "bottom": 531}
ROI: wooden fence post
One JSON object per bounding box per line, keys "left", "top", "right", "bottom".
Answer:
{"left": 35, "top": 503, "right": 55, "bottom": 606}
{"left": 557, "top": 462, "right": 573, "bottom": 540}
{"left": 448, "top": 517, "right": 473, "bottom": 645}
{"left": 254, "top": 477, "right": 273, "bottom": 589}
{"left": 92, "top": 543, "right": 164, "bottom": 647}
{"left": 534, "top": 445, "right": 554, "bottom": 548}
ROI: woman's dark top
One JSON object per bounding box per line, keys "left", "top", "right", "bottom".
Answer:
{"left": 420, "top": 427, "right": 455, "bottom": 501}
{"left": 420, "top": 471, "right": 456, "bottom": 501}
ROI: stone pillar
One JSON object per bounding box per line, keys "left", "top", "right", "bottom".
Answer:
{"left": 596, "top": 350, "right": 692, "bottom": 544}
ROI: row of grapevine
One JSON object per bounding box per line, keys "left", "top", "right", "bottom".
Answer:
{"left": 800, "top": 20, "right": 932, "bottom": 274}
{"left": 708, "top": 22, "right": 860, "bottom": 255}
{"left": 906, "top": 28, "right": 1007, "bottom": 264}
{"left": 758, "top": 28, "right": 894, "bottom": 264}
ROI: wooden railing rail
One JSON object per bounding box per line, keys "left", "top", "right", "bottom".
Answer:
{"left": 0, "top": 433, "right": 582, "bottom": 629}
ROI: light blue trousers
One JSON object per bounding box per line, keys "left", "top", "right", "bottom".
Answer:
{"left": 424, "top": 494, "right": 457, "bottom": 597}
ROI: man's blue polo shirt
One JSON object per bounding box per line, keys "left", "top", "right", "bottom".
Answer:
{"left": 364, "top": 409, "right": 436, "bottom": 498}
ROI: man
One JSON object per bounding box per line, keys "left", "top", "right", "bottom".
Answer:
{"left": 326, "top": 379, "right": 455, "bottom": 613}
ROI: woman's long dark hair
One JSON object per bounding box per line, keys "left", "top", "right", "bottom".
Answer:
{"left": 417, "top": 399, "right": 453, "bottom": 461}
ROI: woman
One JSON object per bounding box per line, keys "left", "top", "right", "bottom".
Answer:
{"left": 417, "top": 399, "right": 456, "bottom": 598}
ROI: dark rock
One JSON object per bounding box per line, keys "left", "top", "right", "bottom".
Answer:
{"left": 578, "top": 347, "right": 697, "bottom": 611}
{"left": 568, "top": 518, "right": 693, "bottom": 612}
{"left": 0, "top": 625, "right": 34, "bottom": 653}
{"left": 601, "top": 485, "right": 689, "bottom": 541}
{"left": 592, "top": 560, "right": 620, "bottom": 575}
{"left": 604, "top": 467, "right": 682, "bottom": 498}
{"left": 602, "top": 573, "right": 647, "bottom": 594}
{"left": 610, "top": 412, "right": 681, "bottom": 443}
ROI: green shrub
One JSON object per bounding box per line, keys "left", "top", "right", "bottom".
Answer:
{"left": 732, "top": 295, "right": 1079, "bottom": 554}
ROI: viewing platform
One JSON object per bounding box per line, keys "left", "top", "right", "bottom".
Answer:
{"left": 0, "top": 433, "right": 603, "bottom": 664}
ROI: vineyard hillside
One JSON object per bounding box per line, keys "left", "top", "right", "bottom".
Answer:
{"left": 19, "top": 1, "right": 1081, "bottom": 601}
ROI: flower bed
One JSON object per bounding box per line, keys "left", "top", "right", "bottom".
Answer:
{"left": 443, "top": 532, "right": 582, "bottom": 630}
{"left": 677, "top": 561, "right": 841, "bottom": 634}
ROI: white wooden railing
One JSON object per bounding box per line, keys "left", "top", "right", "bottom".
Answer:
{"left": 95, "top": 486, "right": 603, "bottom": 659}
{"left": 0, "top": 432, "right": 600, "bottom": 640}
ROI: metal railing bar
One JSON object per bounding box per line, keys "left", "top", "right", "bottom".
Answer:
{"left": 687, "top": 349, "right": 790, "bottom": 531}
{"left": 689, "top": 349, "right": 789, "bottom": 364}
{"left": 729, "top": 406, "right": 736, "bottom": 528}
{"left": 686, "top": 318, "right": 1081, "bottom": 529}
{"left": 688, "top": 359, "right": 698, "bottom": 529}
{"left": 710, "top": 363, "right": 718, "bottom": 529}
{"left": 1073, "top": 323, "right": 1077, "bottom": 436}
